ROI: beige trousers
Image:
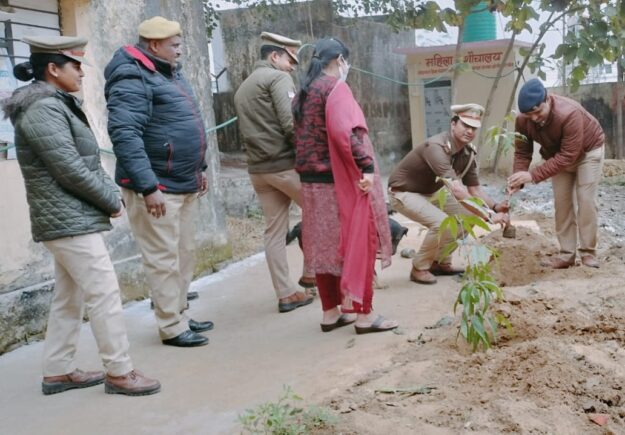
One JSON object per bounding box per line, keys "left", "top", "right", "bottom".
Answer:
{"left": 42, "top": 233, "right": 133, "bottom": 377}
{"left": 551, "top": 145, "right": 604, "bottom": 259}
{"left": 390, "top": 189, "right": 470, "bottom": 270}
{"left": 123, "top": 189, "right": 197, "bottom": 340}
{"left": 249, "top": 169, "right": 309, "bottom": 299}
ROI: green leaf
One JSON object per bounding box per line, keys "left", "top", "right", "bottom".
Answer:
{"left": 605, "top": 5, "right": 617, "bottom": 17}
{"left": 439, "top": 216, "right": 458, "bottom": 240}
{"left": 496, "top": 313, "right": 514, "bottom": 336}
{"left": 471, "top": 315, "right": 488, "bottom": 343}
{"left": 434, "top": 185, "right": 448, "bottom": 209}
{"left": 468, "top": 245, "right": 492, "bottom": 266}
{"left": 578, "top": 45, "right": 591, "bottom": 62}
{"left": 488, "top": 316, "right": 499, "bottom": 338}
{"left": 571, "top": 65, "right": 587, "bottom": 81}
{"left": 563, "top": 45, "right": 579, "bottom": 64}
{"left": 439, "top": 240, "right": 459, "bottom": 263}
{"left": 609, "top": 37, "right": 620, "bottom": 48}
{"left": 462, "top": 212, "right": 491, "bottom": 233}
{"left": 460, "top": 319, "right": 468, "bottom": 338}
{"left": 482, "top": 284, "right": 491, "bottom": 312}
{"left": 553, "top": 43, "right": 565, "bottom": 59}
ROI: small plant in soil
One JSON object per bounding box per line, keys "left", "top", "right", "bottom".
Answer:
{"left": 238, "top": 385, "right": 337, "bottom": 434}
{"left": 436, "top": 189, "right": 512, "bottom": 352}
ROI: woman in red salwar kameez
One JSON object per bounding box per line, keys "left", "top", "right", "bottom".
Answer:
{"left": 292, "top": 38, "right": 398, "bottom": 334}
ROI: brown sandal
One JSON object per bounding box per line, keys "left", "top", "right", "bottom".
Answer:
{"left": 320, "top": 314, "right": 356, "bottom": 332}
{"left": 298, "top": 277, "right": 317, "bottom": 288}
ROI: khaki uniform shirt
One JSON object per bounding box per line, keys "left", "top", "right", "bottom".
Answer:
{"left": 388, "top": 131, "right": 479, "bottom": 195}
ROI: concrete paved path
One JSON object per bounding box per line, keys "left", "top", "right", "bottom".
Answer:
{"left": 0, "top": 216, "right": 472, "bottom": 435}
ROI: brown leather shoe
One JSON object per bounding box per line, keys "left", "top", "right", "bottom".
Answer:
{"left": 42, "top": 369, "right": 105, "bottom": 395}
{"left": 581, "top": 254, "right": 599, "bottom": 268}
{"left": 105, "top": 370, "right": 161, "bottom": 396}
{"left": 429, "top": 261, "right": 464, "bottom": 276}
{"left": 278, "top": 291, "right": 314, "bottom": 313}
{"left": 410, "top": 267, "right": 437, "bottom": 285}
{"left": 540, "top": 257, "right": 575, "bottom": 269}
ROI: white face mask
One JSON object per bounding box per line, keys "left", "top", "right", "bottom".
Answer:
{"left": 338, "top": 55, "right": 350, "bottom": 82}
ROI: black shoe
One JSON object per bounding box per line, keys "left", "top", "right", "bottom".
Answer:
{"left": 162, "top": 330, "right": 208, "bottom": 347}
{"left": 189, "top": 318, "right": 214, "bottom": 333}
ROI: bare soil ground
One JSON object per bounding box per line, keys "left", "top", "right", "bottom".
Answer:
{"left": 308, "top": 167, "right": 625, "bottom": 435}
{"left": 226, "top": 215, "right": 264, "bottom": 261}
{"left": 3, "top": 163, "right": 625, "bottom": 435}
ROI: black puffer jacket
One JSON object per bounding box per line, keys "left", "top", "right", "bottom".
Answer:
{"left": 1, "top": 81, "right": 120, "bottom": 242}
{"left": 104, "top": 45, "right": 207, "bottom": 194}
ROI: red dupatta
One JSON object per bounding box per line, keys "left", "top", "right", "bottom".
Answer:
{"left": 325, "top": 81, "right": 392, "bottom": 307}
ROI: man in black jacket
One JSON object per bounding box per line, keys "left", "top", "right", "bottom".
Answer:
{"left": 105, "top": 16, "right": 213, "bottom": 347}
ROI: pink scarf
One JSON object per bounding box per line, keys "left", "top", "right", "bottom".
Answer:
{"left": 325, "top": 81, "right": 392, "bottom": 306}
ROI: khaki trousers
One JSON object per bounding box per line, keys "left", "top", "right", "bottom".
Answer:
{"left": 551, "top": 145, "right": 604, "bottom": 259}
{"left": 249, "top": 169, "right": 309, "bottom": 299}
{"left": 390, "top": 189, "right": 470, "bottom": 270}
{"left": 123, "top": 189, "right": 197, "bottom": 340}
{"left": 42, "top": 233, "right": 133, "bottom": 377}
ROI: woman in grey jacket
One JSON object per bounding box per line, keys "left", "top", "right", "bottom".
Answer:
{"left": 2, "top": 36, "right": 159, "bottom": 396}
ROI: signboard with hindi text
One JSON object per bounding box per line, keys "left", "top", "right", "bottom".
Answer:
{"left": 395, "top": 39, "right": 534, "bottom": 171}
{"left": 418, "top": 50, "right": 512, "bottom": 78}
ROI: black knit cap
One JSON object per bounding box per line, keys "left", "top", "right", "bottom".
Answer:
{"left": 518, "top": 78, "right": 546, "bottom": 113}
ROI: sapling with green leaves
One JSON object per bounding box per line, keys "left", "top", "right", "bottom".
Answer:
{"left": 436, "top": 188, "right": 512, "bottom": 352}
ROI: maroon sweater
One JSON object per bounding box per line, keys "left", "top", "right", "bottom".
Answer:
{"left": 293, "top": 74, "right": 373, "bottom": 182}
{"left": 514, "top": 94, "right": 604, "bottom": 183}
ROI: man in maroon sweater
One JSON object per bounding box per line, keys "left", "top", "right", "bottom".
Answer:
{"left": 508, "top": 79, "right": 605, "bottom": 269}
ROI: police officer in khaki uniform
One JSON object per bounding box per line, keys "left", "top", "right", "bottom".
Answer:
{"left": 234, "top": 32, "right": 316, "bottom": 313}
{"left": 5, "top": 35, "right": 160, "bottom": 395}
{"left": 105, "top": 17, "right": 213, "bottom": 347}
{"left": 388, "top": 104, "right": 509, "bottom": 284}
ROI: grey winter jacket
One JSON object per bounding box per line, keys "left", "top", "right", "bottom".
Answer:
{"left": 104, "top": 45, "right": 207, "bottom": 194}
{"left": 2, "top": 81, "right": 120, "bottom": 242}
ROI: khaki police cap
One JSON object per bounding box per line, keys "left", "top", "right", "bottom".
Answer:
{"left": 451, "top": 103, "right": 485, "bottom": 128}
{"left": 138, "top": 16, "right": 181, "bottom": 40}
{"left": 22, "top": 35, "right": 89, "bottom": 66}
{"left": 260, "top": 31, "right": 301, "bottom": 64}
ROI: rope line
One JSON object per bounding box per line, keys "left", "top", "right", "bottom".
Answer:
{"left": 1, "top": 60, "right": 517, "bottom": 155}
{"left": 2, "top": 116, "right": 241, "bottom": 155}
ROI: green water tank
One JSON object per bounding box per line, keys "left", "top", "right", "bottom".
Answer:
{"left": 462, "top": 1, "right": 496, "bottom": 42}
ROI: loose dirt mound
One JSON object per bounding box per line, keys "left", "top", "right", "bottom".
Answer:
{"left": 481, "top": 226, "right": 624, "bottom": 287}
{"left": 313, "top": 214, "right": 625, "bottom": 434}
{"left": 603, "top": 159, "right": 625, "bottom": 177}
{"left": 482, "top": 226, "right": 559, "bottom": 286}
{"left": 317, "top": 281, "right": 625, "bottom": 434}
